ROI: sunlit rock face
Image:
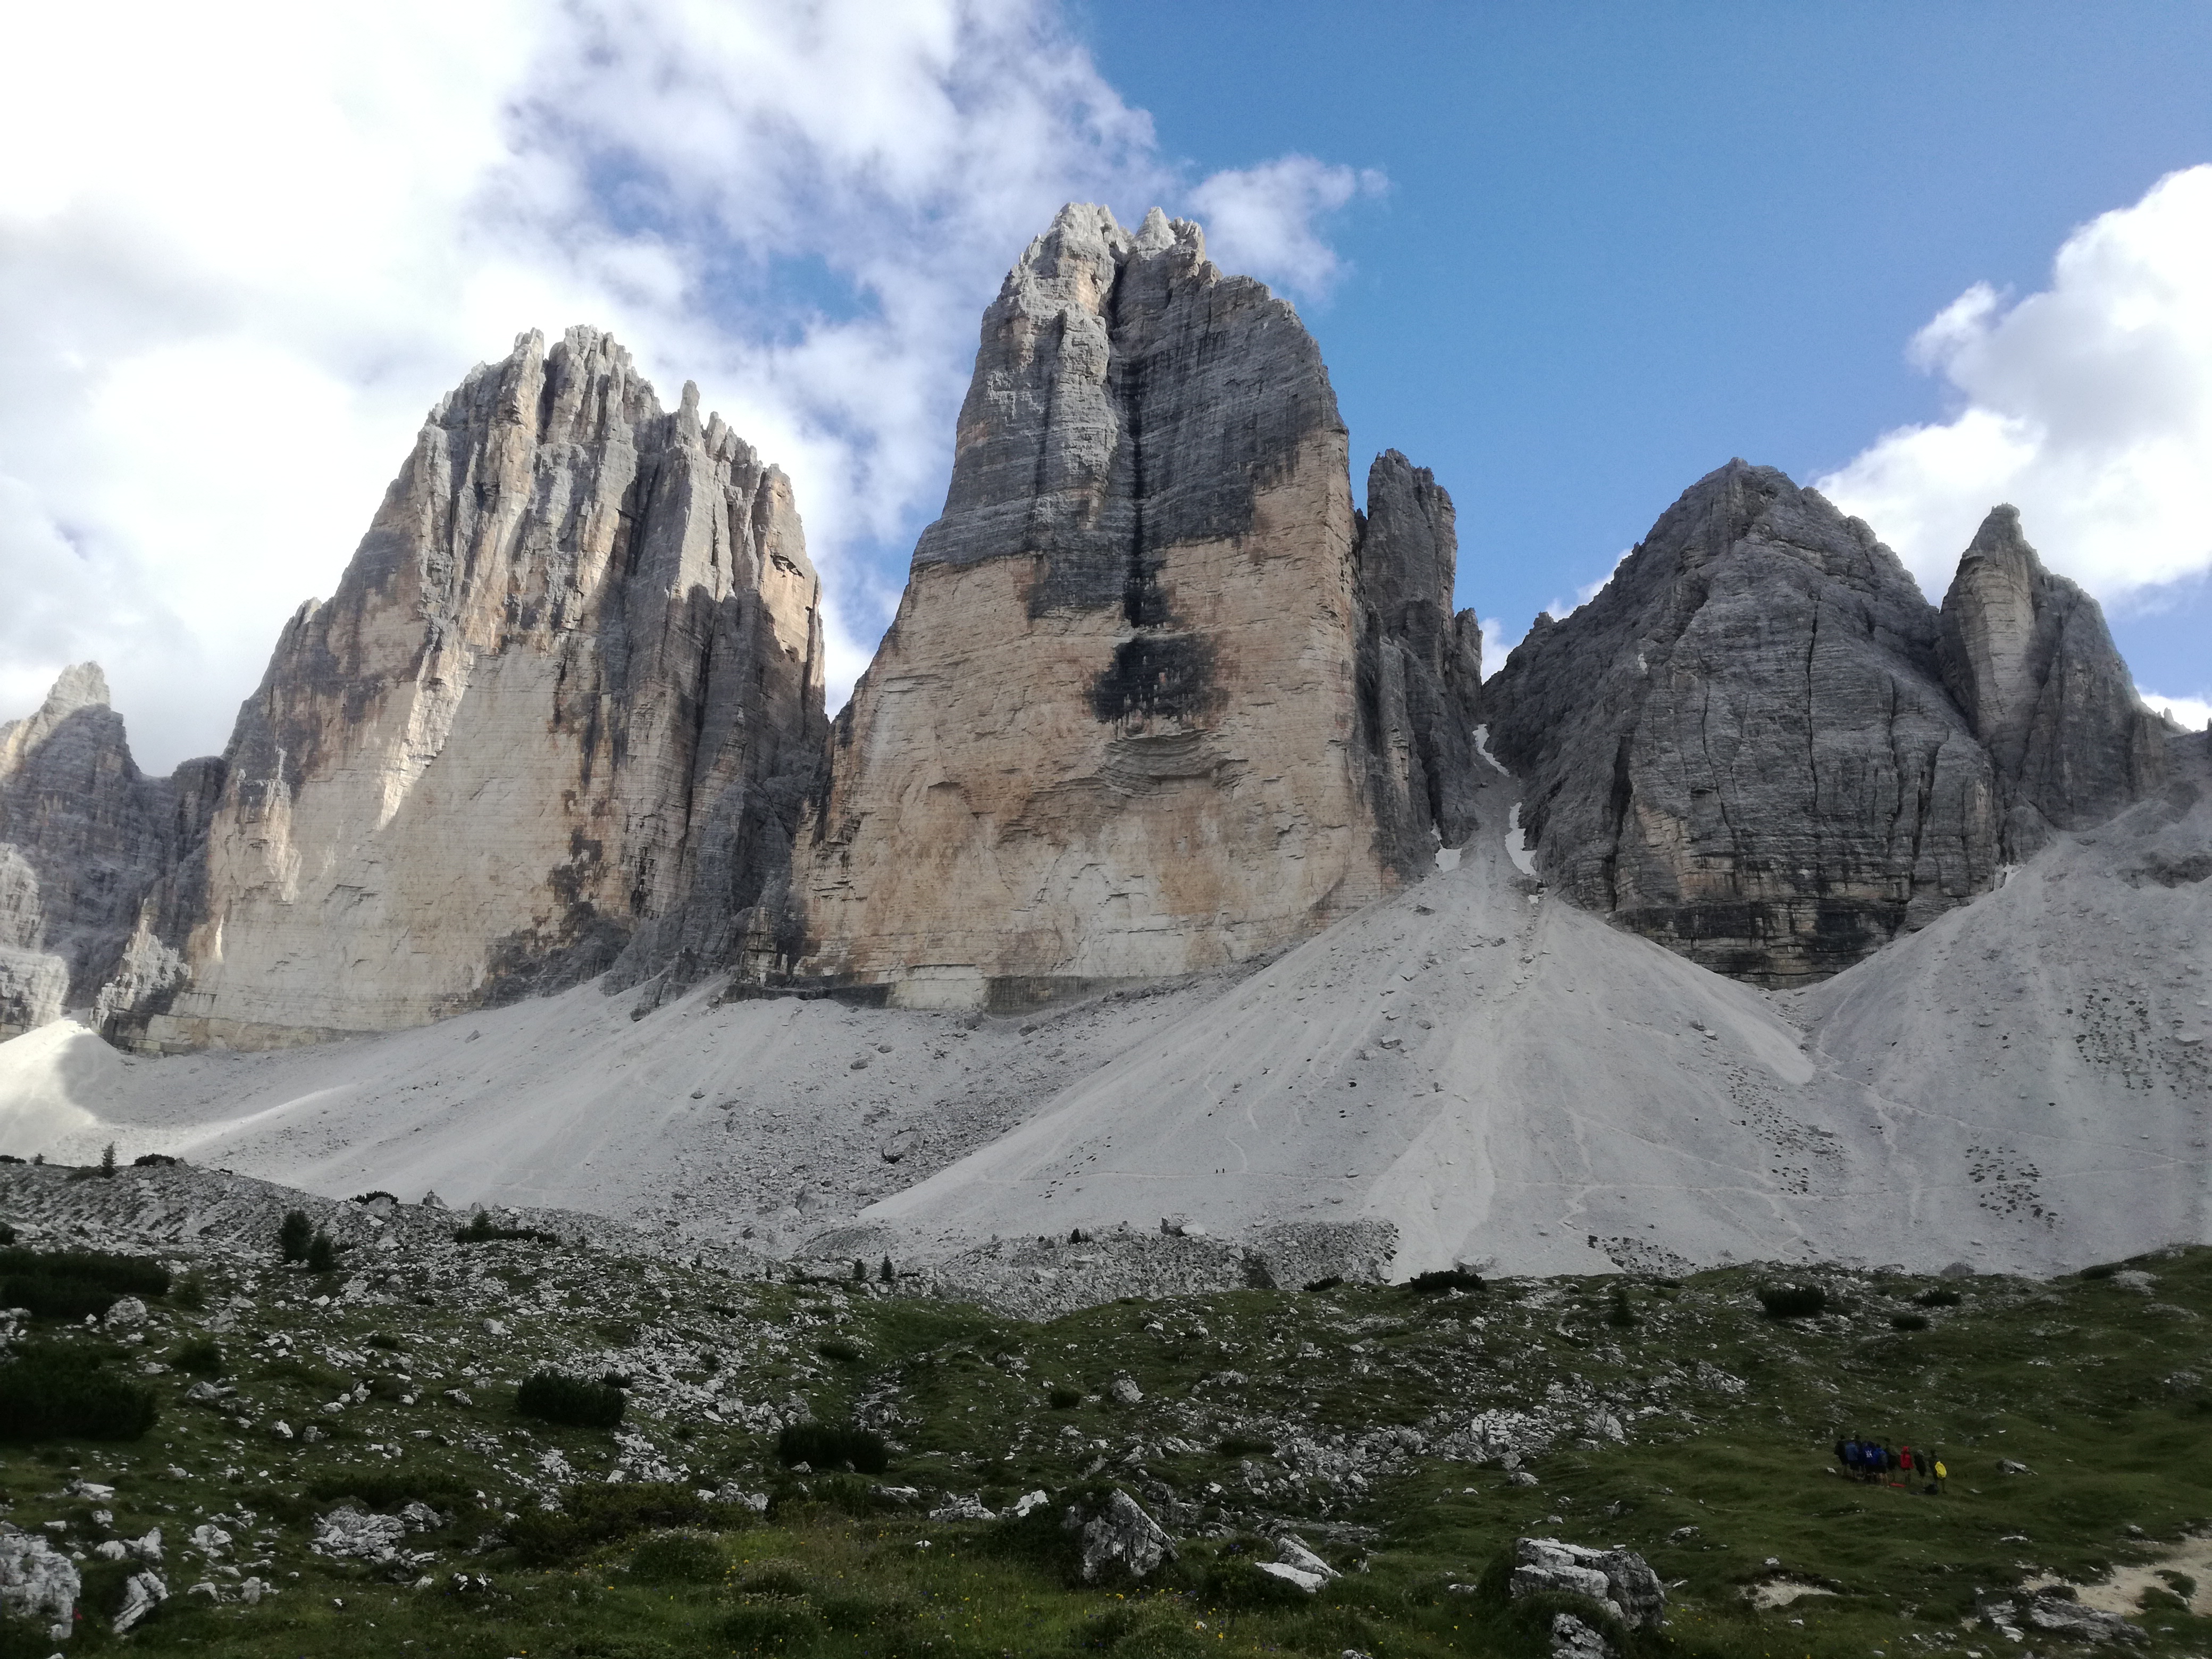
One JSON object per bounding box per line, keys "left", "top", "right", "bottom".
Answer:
{"left": 1485, "top": 461, "right": 2004, "bottom": 987}
{"left": 764, "top": 204, "right": 1481, "bottom": 1011}
{"left": 116, "top": 328, "right": 826, "bottom": 1050}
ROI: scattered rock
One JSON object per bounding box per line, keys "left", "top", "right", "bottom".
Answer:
{"left": 1979, "top": 1590, "right": 2147, "bottom": 1647}
{"left": 1108, "top": 1373, "right": 1144, "bottom": 1405}
{"left": 0, "top": 1522, "right": 81, "bottom": 1639}
{"left": 1510, "top": 1538, "right": 1665, "bottom": 1630}
{"left": 104, "top": 1295, "right": 148, "bottom": 1329}
{"left": 113, "top": 1568, "right": 167, "bottom": 1633}
{"left": 313, "top": 1507, "right": 410, "bottom": 1564}
{"left": 1551, "top": 1611, "right": 1614, "bottom": 1659}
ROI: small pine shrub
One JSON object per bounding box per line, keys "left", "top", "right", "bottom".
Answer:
{"left": 278, "top": 1209, "right": 314, "bottom": 1263}
{"left": 1407, "top": 1267, "right": 1486, "bottom": 1295}
{"left": 172, "top": 1337, "right": 225, "bottom": 1377}
{"left": 851, "top": 1258, "right": 867, "bottom": 1281}
{"left": 1757, "top": 1284, "right": 1828, "bottom": 1319}
{"left": 99, "top": 1142, "right": 117, "bottom": 1178}
{"left": 1048, "top": 1385, "right": 1083, "bottom": 1410}
{"left": 304, "top": 1230, "right": 338, "bottom": 1273}
{"left": 629, "top": 1529, "right": 727, "bottom": 1584}
{"left": 2080, "top": 1262, "right": 2120, "bottom": 1280}
{"left": 1915, "top": 1287, "right": 1962, "bottom": 1307}
{"left": 1216, "top": 1435, "right": 1276, "bottom": 1457}
{"left": 1302, "top": 1275, "right": 1344, "bottom": 1293}
{"left": 132, "top": 1153, "right": 180, "bottom": 1168}
{"left": 879, "top": 1256, "right": 894, "bottom": 1283}
{"left": 0, "top": 1346, "right": 158, "bottom": 1440}
{"left": 517, "top": 1370, "right": 625, "bottom": 1429}
{"left": 365, "top": 1330, "right": 404, "bottom": 1350}
{"left": 1606, "top": 1284, "right": 1639, "bottom": 1328}
{"left": 1890, "top": 1312, "right": 1930, "bottom": 1331}
{"left": 815, "top": 1337, "right": 862, "bottom": 1364}
{"left": 509, "top": 1481, "right": 746, "bottom": 1566}
{"left": 454, "top": 1209, "right": 560, "bottom": 1245}
{"left": 775, "top": 1421, "right": 887, "bottom": 1473}
{"left": 0, "top": 1224, "right": 13, "bottom": 1246}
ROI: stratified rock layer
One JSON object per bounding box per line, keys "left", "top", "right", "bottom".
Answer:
{"left": 769, "top": 205, "right": 1477, "bottom": 1009}
{"left": 1486, "top": 461, "right": 2001, "bottom": 986}
{"left": 1937, "top": 505, "right": 2168, "bottom": 845}
{"left": 123, "top": 328, "right": 825, "bottom": 1050}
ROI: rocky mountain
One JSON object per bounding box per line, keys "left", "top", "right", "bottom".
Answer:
{"left": 100, "top": 328, "right": 827, "bottom": 1050}
{"left": 0, "top": 665, "right": 217, "bottom": 1038}
{"left": 763, "top": 204, "right": 1482, "bottom": 1011}
{"left": 1938, "top": 504, "right": 2171, "bottom": 849}
{"left": 1484, "top": 462, "right": 2004, "bottom": 984}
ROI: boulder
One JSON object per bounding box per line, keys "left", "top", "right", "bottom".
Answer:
{"left": 1486, "top": 461, "right": 2000, "bottom": 985}
{"left": 114, "top": 1568, "right": 167, "bottom": 1633}
{"left": 313, "top": 1506, "right": 409, "bottom": 1563}
{"left": 1979, "top": 1590, "right": 2146, "bottom": 1647}
{"left": 1551, "top": 1611, "right": 1614, "bottom": 1659}
{"left": 0, "top": 1522, "right": 81, "bottom": 1639}
{"left": 1063, "top": 1487, "right": 1177, "bottom": 1582}
{"left": 1510, "top": 1537, "right": 1665, "bottom": 1630}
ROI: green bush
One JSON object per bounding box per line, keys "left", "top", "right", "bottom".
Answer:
{"left": 1890, "top": 1313, "right": 1930, "bottom": 1331}
{"left": 1606, "top": 1284, "right": 1639, "bottom": 1328}
{"left": 1407, "top": 1267, "right": 1486, "bottom": 1295}
{"left": 1049, "top": 1385, "right": 1083, "bottom": 1410}
{"left": 1070, "top": 1599, "right": 1212, "bottom": 1654}
{"left": 815, "top": 1337, "right": 862, "bottom": 1363}
{"left": 1216, "top": 1435, "right": 1276, "bottom": 1457}
{"left": 305, "top": 1229, "right": 338, "bottom": 1273}
{"left": 1757, "top": 1284, "right": 1828, "bottom": 1319}
{"left": 455, "top": 1209, "right": 560, "bottom": 1245}
{"left": 0, "top": 1345, "right": 158, "bottom": 1440}
{"left": 776, "top": 1420, "right": 887, "bottom": 1473}
{"left": 2080, "top": 1262, "right": 2119, "bottom": 1280}
{"left": 1, "top": 1273, "right": 118, "bottom": 1320}
{"left": 278, "top": 1209, "right": 313, "bottom": 1262}
{"left": 629, "top": 1529, "right": 727, "bottom": 1584}
{"left": 1915, "top": 1287, "right": 1962, "bottom": 1307}
{"left": 510, "top": 1482, "right": 749, "bottom": 1566}
{"left": 172, "top": 1336, "right": 224, "bottom": 1376}
{"left": 716, "top": 1597, "right": 823, "bottom": 1653}
{"left": 517, "top": 1370, "right": 625, "bottom": 1428}
{"left": 1201, "top": 1552, "right": 1314, "bottom": 1609}
{"left": 0, "top": 1246, "right": 169, "bottom": 1297}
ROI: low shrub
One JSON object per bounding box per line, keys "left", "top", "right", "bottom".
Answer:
{"left": 1, "top": 1273, "right": 118, "bottom": 1320}
{"left": 365, "top": 1330, "right": 404, "bottom": 1351}
{"left": 1216, "top": 1435, "right": 1276, "bottom": 1457}
{"left": 131, "top": 1153, "right": 180, "bottom": 1168}
{"left": 172, "top": 1336, "right": 224, "bottom": 1376}
{"left": 775, "top": 1420, "right": 887, "bottom": 1473}
{"left": 1302, "top": 1275, "right": 1344, "bottom": 1293}
{"left": 1606, "top": 1285, "right": 1639, "bottom": 1328}
{"left": 1048, "top": 1386, "right": 1083, "bottom": 1410}
{"left": 517, "top": 1370, "right": 625, "bottom": 1429}
{"left": 1202, "top": 1551, "right": 1314, "bottom": 1609}
{"left": 304, "top": 1230, "right": 338, "bottom": 1273}
{"left": 0, "top": 1246, "right": 169, "bottom": 1297}
{"left": 1890, "top": 1313, "right": 1930, "bottom": 1331}
{"left": 509, "top": 1482, "right": 749, "bottom": 1566}
{"left": 0, "top": 1345, "right": 158, "bottom": 1440}
{"left": 815, "top": 1337, "right": 863, "bottom": 1363}
{"left": 1915, "top": 1287, "right": 1962, "bottom": 1308}
{"left": 455, "top": 1209, "right": 560, "bottom": 1245}
{"left": 716, "top": 1597, "right": 823, "bottom": 1654}
{"left": 2080, "top": 1262, "right": 2120, "bottom": 1280}
{"left": 1757, "top": 1284, "right": 1828, "bottom": 1319}
{"left": 629, "top": 1529, "right": 727, "bottom": 1584}
{"left": 1407, "top": 1267, "right": 1486, "bottom": 1295}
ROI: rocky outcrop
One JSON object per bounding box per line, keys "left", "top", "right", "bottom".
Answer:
{"left": 1938, "top": 505, "right": 2167, "bottom": 849}
{"left": 0, "top": 664, "right": 202, "bottom": 1036}
{"left": 112, "top": 327, "right": 825, "bottom": 1050}
{"left": 1358, "top": 451, "right": 1485, "bottom": 878}
{"left": 1486, "top": 460, "right": 2000, "bottom": 985}
{"left": 761, "top": 204, "right": 1480, "bottom": 1010}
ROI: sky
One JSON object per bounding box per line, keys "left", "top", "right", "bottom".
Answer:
{"left": 2, "top": 1, "right": 2208, "bottom": 772}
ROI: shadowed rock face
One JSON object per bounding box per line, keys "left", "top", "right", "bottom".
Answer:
{"left": 0, "top": 665, "right": 212, "bottom": 1037}
{"left": 100, "top": 328, "right": 826, "bottom": 1050}
{"left": 767, "top": 204, "right": 1479, "bottom": 1010}
{"left": 1486, "top": 460, "right": 2001, "bottom": 986}
{"left": 1938, "top": 505, "right": 2168, "bottom": 847}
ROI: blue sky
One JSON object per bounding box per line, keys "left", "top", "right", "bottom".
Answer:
{"left": 3, "top": 1, "right": 2207, "bottom": 767}
{"left": 1075, "top": 1, "right": 2212, "bottom": 692}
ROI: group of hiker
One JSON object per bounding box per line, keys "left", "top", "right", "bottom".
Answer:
{"left": 1835, "top": 1434, "right": 1946, "bottom": 1493}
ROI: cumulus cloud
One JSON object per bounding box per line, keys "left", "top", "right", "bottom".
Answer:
{"left": 1189, "top": 157, "right": 1388, "bottom": 302}
{"left": 1819, "top": 165, "right": 2212, "bottom": 607}
{"left": 0, "top": 0, "right": 1380, "bottom": 769}
{"left": 2140, "top": 690, "right": 2211, "bottom": 733}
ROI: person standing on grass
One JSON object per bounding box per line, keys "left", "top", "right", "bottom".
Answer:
{"left": 1933, "top": 1455, "right": 1947, "bottom": 1495}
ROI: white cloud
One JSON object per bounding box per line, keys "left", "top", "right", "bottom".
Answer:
{"left": 1188, "top": 157, "right": 1387, "bottom": 302}
{"left": 0, "top": 0, "right": 1378, "bottom": 770}
{"left": 1479, "top": 616, "right": 1526, "bottom": 681}
{"left": 2139, "top": 689, "right": 2211, "bottom": 733}
{"left": 1819, "top": 165, "right": 2212, "bottom": 606}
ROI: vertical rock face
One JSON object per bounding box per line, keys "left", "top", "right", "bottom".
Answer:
{"left": 1485, "top": 460, "right": 2001, "bottom": 986}
{"left": 120, "top": 327, "right": 826, "bottom": 1050}
{"left": 0, "top": 664, "right": 187, "bottom": 1036}
{"left": 1937, "top": 505, "right": 2167, "bottom": 843}
{"left": 769, "top": 205, "right": 1479, "bottom": 1010}
{"left": 1356, "top": 451, "right": 1485, "bottom": 879}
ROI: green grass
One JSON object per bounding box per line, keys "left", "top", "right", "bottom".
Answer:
{"left": 3, "top": 1228, "right": 2208, "bottom": 1657}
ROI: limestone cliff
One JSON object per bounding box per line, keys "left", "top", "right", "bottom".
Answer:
{"left": 116, "top": 327, "right": 826, "bottom": 1050}
{"left": 764, "top": 205, "right": 1481, "bottom": 1010}
{"left": 0, "top": 665, "right": 206, "bottom": 1037}
{"left": 1937, "top": 505, "right": 2168, "bottom": 848}
{"left": 1485, "top": 461, "right": 2001, "bottom": 986}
